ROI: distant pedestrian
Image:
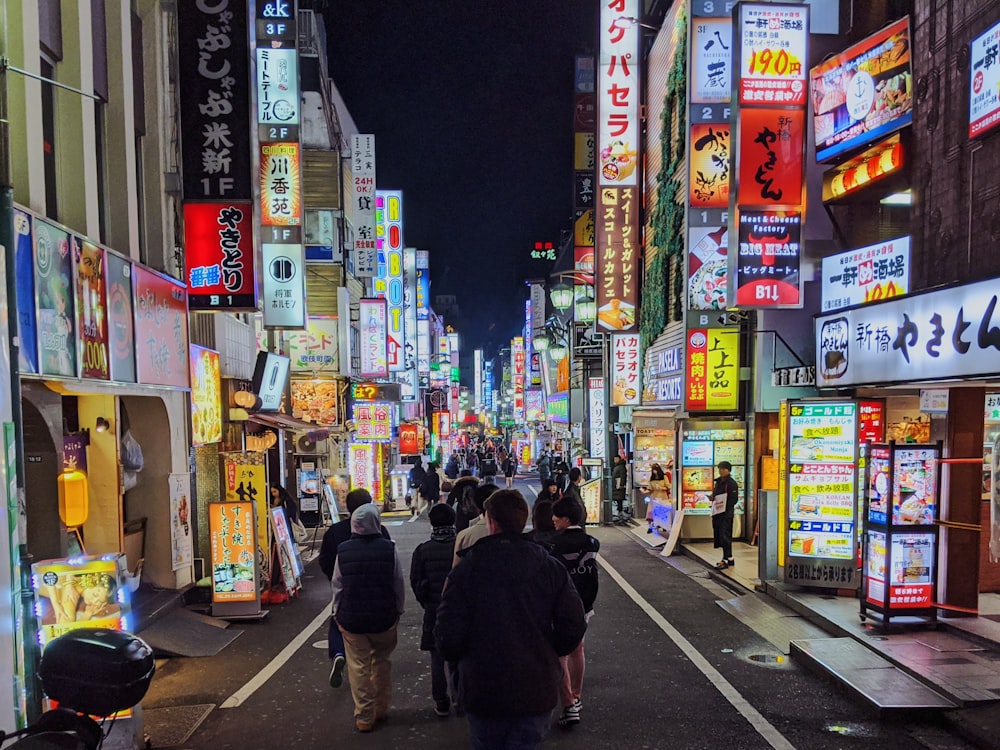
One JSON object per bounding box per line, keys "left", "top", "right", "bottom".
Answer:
{"left": 712, "top": 461, "right": 739, "bottom": 570}
{"left": 540, "top": 478, "right": 562, "bottom": 503}
{"left": 418, "top": 462, "right": 442, "bottom": 516}
{"left": 563, "top": 467, "right": 584, "bottom": 509}
{"left": 449, "top": 474, "right": 481, "bottom": 533}
{"left": 319, "top": 488, "right": 391, "bottom": 689}
{"left": 410, "top": 504, "right": 458, "bottom": 718}
{"left": 524, "top": 499, "right": 558, "bottom": 550}
{"left": 611, "top": 455, "right": 628, "bottom": 518}
{"left": 503, "top": 454, "right": 517, "bottom": 488}
{"left": 468, "top": 451, "right": 479, "bottom": 477}
{"left": 331, "top": 505, "right": 405, "bottom": 733}
{"left": 453, "top": 483, "right": 498, "bottom": 566}
{"left": 552, "top": 455, "right": 570, "bottom": 494}
{"left": 550, "top": 496, "right": 600, "bottom": 728}
{"left": 435, "top": 489, "right": 587, "bottom": 749}
{"left": 537, "top": 452, "right": 552, "bottom": 484}
{"left": 409, "top": 459, "right": 427, "bottom": 513}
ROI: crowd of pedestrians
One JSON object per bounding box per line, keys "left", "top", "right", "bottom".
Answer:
{"left": 319, "top": 449, "right": 601, "bottom": 748}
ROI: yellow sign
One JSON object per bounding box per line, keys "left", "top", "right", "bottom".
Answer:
{"left": 778, "top": 401, "right": 788, "bottom": 567}
{"left": 223, "top": 455, "right": 269, "bottom": 570}
{"left": 574, "top": 209, "right": 594, "bottom": 247}
{"left": 208, "top": 502, "right": 257, "bottom": 603}
{"left": 705, "top": 329, "right": 739, "bottom": 411}
{"left": 574, "top": 132, "right": 595, "bottom": 170}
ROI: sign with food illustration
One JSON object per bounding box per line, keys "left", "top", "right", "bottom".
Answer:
{"left": 611, "top": 334, "right": 641, "bottom": 406}
{"left": 169, "top": 473, "right": 194, "bottom": 571}
{"left": 598, "top": 0, "right": 639, "bottom": 187}
{"left": 596, "top": 187, "right": 638, "bottom": 331}
{"left": 291, "top": 379, "right": 338, "bottom": 426}
{"left": 679, "top": 422, "right": 746, "bottom": 515}
{"left": 688, "top": 124, "right": 731, "bottom": 208}
{"left": 208, "top": 502, "right": 257, "bottom": 603}
{"left": 688, "top": 227, "right": 729, "bottom": 310}
{"left": 190, "top": 345, "right": 222, "bottom": 446}
{"left": 33, "top": 556, "right": 126, "bottom": 645}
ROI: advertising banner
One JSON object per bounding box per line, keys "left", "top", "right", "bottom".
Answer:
{"left": 416, "top": 249, "right": 430, "bottom": 320}
{"left": 588, "top": 377, "right": 606, "bottom": 459}
{"left": 351, "top": 134, "right": 378, "bottom": 276}
{"left": 270, "top": 507, "right": 302, "bottom": 591}
{"left": 598, "top": 0, "right": 640, "bottom": 186}
{"left": 261, "top": 242, "right": 306, "bottom": 328}
{"left": 168, "top": 473, "right": 194, "bottom": 571}
{"left": 691, "top": 17, "right": 733, "bottom": 103}
{"left": 259, "top": 143, "right": 302, "bottom": 226}
{"left": 374, "top": 192, "right": 406, "bottom": 371}
{"left": 359, "top": 298, "right": 388, "bottom": 378}
{"left": 32, "top": 556, "right": 125, "bottom": 645}
{"left": 547, "top": 393, "right": 568, "bottom": 424}
{"left": 971, "top": 20, "right": 1000, "bottom": 138}
{"left": 132, "top": 266, "right": 190, "bottom": 388}
{"left": 190, "top": 346, "right": 222, "bottom": 446}
{"left": 353, "top": 402, "right": 393, "bottom": 443}
{"left": 811, "top": 17, "right": 912, "bottom": 162}
{"left": 611, "top": 333, "right": 642, "bottom": 405}
{"left": 401, "top": 247, "right": 419, "bottom": 401}
{"left": 737, "top": 4, "right": 809, "bottom": 106}
{"left": 290, "top": 380, "right": 338, "bottom": 426}
{"left": 399, "top": 424, "right": 419, "bottom": 455}
{"left": 184, "top": 202, "right": 257, "bottom": 310}
{"left": 208, "top": 502, "right": 257, "bottom": 603}
{"left": 733, "top": 210, "right": 802, "bottom": 307}
{"left": 348, "top": 443, "right": 377, "bottom": 500}
{"left": 13, "top": 209, "right": 37, "bottom": 373}
{"left": 688, "top": 226, "right": 729, "bottom": 310}
{"left": 223, "top": 455, "right": 268, "bottom": 569}
{"left": 104, "top": 253, "right": 135, "bottom": 383}
{"left": 286, "top": 317, "right": 340, "bottom": 373}
{"left": 679, "top": 422, "right": 746, "bottom": 514}
{"left": 821, "top": 236, "right": 910, "bottom": 312}
{"left": 34, "top": 219, "right": 76, "bottom": 378}
{"left": 74, "top": 239, "right": 109, "bottom": 380}
{"left": 596, "top": 187, "right": 639, "bottom": 331}
{"left": 685, "top": 328, "right": 739, "bottom": 412}
{"left": 256, "top": 48, "right": 300, "bottom": 129}
{"left": 525, "top": 389, "right": 545, "bottom": 422}
{"left": 177, "top": 0, "right": 251, "bottom": 200}
{"left": 688, "top": 124, "right": 731, "bottom": 207}
{"left": 736, "top": 108, "right": 805, "bottom": 207}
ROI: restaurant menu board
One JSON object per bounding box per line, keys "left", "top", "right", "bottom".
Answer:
{"left": 893, "top": 448, "right": 937, "bottom": 525}
{"left": 32, "top": 556, "right": 126, "bottom": 645}
{"left": 868, "top": 445, "right": 891, "bottom": 524}
{"left": 270, "top": 507, "right": 302, "bottom": 590}
{"left": 865, "top": 530, "right": 934, "bottom": 609}
{"left": 679, "top": 423, "right": 745, "bottom": 515}
{"left": 208, "top": 502, "right": 257, "bottom": 603}
{"left": 580, "top": 479, "right": 602, "bottom": 525}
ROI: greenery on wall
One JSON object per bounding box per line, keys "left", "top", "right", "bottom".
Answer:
{"left": 640, "top": 10, "right": 688, "bottom": 352}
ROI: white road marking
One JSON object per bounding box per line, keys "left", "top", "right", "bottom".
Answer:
{"left": 598, "top": 557, "right": 797, "bottom": 750}
{"left": 220, "top": 606, "right": 331, "bottom": 709}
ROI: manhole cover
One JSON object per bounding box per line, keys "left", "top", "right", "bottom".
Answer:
{"left": 748, "top": 653, "right": 785, "bottom": 664}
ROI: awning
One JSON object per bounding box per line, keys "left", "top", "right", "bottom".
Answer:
{"left": 247, "top": 412, "right": 329, "bottom": 436}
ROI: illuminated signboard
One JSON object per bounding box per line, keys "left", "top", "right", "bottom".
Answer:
{"left": 260, "top": 241, "right": 306, "bottom": 328}
{"left": 33, "top": 556, "right": 127, "bottom": 646}
{"left": 512, "top": 337, "right": 525, "bottom": 417}
{"left": 259, "top": 143, "right": 302, "bottom": 226}
{"left": 691, "top": 17, "right": 733, "bottom": 103}
{"left": 685, "top": 328, "right": 739, "bottom": 412}
{"left": 132, "top": 265, "right": 190, "bottom": 388}
{"left": 184, "top": 202, "right": 257, "bottom": 310}
{"left": 190, "top": 345, "right": 222, "bottom": 446}
{"left": 256, "top": 48, "right": 299, "bottom": 129}
{"left": 352, "top": 402, "right": 393, "bottom": 443}
{"left": 736, "top": 108, "right": 805, "bottom": 208}
{"left": 820, "top": 236, "right": 910, "bottom": 312}
{"left": 524, "top": 389, "right": 545, "bottom": 422}
{"left": 733, "top": 210, "right": 802, "bottom": 307}
{"left": 285, "top": 317, "right": 340, "bottom": 373}
{"left": 351, "top": 382, "right": 401, "bottom": 402}
{"left": 811, "top": 17, "right": 912, "bottom": 162}
{"left": 400, "top": 247, "right": 419, "bottom": 402}
{"left": 74, "top": 239, "right": 110, "bottom": 380}
{"left": 588, "top": 377, "right": 606, "bottom": 459}
{"left": 359, "top": 298, "right": 388, "bottom": 378}
{"left": 351, "top": 134, "right": 377, "bottom": 276}
{"left": 348, "top": 443, "right": 377, "bottom": 499}
{"left": 971, "top": 20, "right": 1000, "bottom": 139}
{"left": 547, "top": 393, "right": 569, "bottom": 424}
{"left": 208, "top": 502, "right": 258, "bottom": 604}
{"left": 688, "top": 226, "right": 729, "bottom": 311}
{"left": 290, "top": 380, "right": 338, "bottom": 426}
{"left": 738, "top": 4, "right": 808, "bottom": 106}
{"left": 611, "top": 333, "right": 641, "bottom": 406}
{"left": 688, "top": 123, "right": 731, "bottom": 208}
{"left": 374, "top": 191, "right": 405, "bottom": 371}
{"left": 474, "top": 349, "right": 483, "bottom": 409}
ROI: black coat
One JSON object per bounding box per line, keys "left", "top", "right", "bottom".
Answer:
{"left": 551, "top": 528, "right": 600, "bottom": 612}
{"left": 334, "top": 535, "right": 400, "bottom": 634}
{"left": 711, "top": 474, "right": 739, "bottom": 547}
{"left": 435, "top": 533, "right": 586, "bottom": 718}
{"left": 447, "top": 476, "right": 480, "bottom": 532}
{"left": 318, "top": 518, "right": 390, "bottom": 581}
{"left": 409, "top": 535, "right": 455, "bottom": 650}
{"left": 420, "top": 471, "right": 441, "bottom": 502}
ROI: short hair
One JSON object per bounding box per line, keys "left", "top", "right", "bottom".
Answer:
{"left": 552, "top": 496, "right": 585, "bottom": 526}
{"left": 569, "top": 467, "right": 582, "bottom": 483}
{"left": 460, "top": 469, "right": 473, "bottom": 477}
{"left": 472, "top": 483, "right": 496, "bottom": 513}
{"left": 345, "top": 488, "right": 373, "bottom": 513}
{"left": 429, "top": 503, "right": 457, "bottom": 527}
{"left": 532, "top": 499, "right": 555, "bottom": 533}
{"left": 484, "top": 489, "right": 529, "bottom": 534}
{"left": 717, "top": 461, "right": 732, "bottom": 471}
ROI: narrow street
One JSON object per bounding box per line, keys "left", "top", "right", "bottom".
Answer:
{"left": 141, "top": 478, "right": 973, "bottom": 750}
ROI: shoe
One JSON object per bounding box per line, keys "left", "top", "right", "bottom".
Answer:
{"left": 355, "top": 720, "right": 375, "bottom": 733}
{"left": 715, "top": 560, "right": 730, "bottom": 570}
{"left": 434, "top": 700, "right": 450, "bottom": 718}
{"left": 557, "top": 701, "right": 581, "bottom": 728}
{"left": 329, "top": 654, "right": 345, "bottom": 688}
{"left": 646, "top": 527, "right": 653, "bottom": 534}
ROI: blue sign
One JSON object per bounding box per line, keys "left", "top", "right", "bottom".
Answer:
{"left": 13, "top": 209, "right": 38, "bottom": 373}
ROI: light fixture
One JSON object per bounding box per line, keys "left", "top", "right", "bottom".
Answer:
{"left": 576, "top": 295, "right": 597, "bottom": 325}
{"left": 549, "top": 282, "right": 574, "bottom": 312}
{"left": 880, "top": 190, "right": 913, "bottom": 206}
{"left": 533, "top": 333, "right": 551, "bottom": 351}
{"left": 549, "top": 345, "right": 569, "bottom": 361}
{"left": 95, "top": 417, "right": 111, "bottom": 433}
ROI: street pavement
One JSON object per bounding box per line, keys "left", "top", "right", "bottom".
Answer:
{"left": 142, "top": 476, "right": 978, "bottom": 749}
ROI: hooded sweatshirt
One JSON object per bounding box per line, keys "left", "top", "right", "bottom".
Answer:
{"left": 331, "top": 505, "right": 405, "bottom": 634}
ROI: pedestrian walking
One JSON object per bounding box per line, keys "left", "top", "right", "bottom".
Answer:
{"left": 550, "top": 496, "right": 600, "bottom": 728}
{"left": 503, "top": 454, "right": 517, "bottom": 488}
{"left": 611, "top": 455, "right": 628, "bottom": 519}
{"left": 410, "top": 504, "right": 458, "bottom": 718}
{"left": 318, "top": 488, "right": 391, "bottom": 688}
{"left": 524, "top": 499, "right": 558, "bottom": 550}
{"left": 537, "top": 451, "right": 552, "bottom": 484}
{"left": 448, "top": 473, "right": 481, "bottom": 532}
{"left": 409, "top": 458, "right": 427, "bottom": 514}
{"left": 331, "top": 505, "right": 405, "bottom": 733}
{"left": 453, "top": 483, "right": 497, "bottom": 566}
{"left": 435, "top": 489, "right": 587, "bottom": 749}
{"left": 418, "top": 461, "right": 442, "bottom": 516}
{"left": 712, "top": 461, "right": 740, "bottom": 569}
{"left": 563, "top": 467, "right": 584, "bottom": 508}
{"left": 468, "top": 450, "right": 479, "bottom": 477}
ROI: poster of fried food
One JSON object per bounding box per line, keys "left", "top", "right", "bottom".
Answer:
{"left": 32, "top": 556, "right": 125, "bottom": 645}
{"left": 190, "top": 345, "right": 222, "bottom": 446}
{"left": 291, "top": 379, "right": 339, "bottom": 426}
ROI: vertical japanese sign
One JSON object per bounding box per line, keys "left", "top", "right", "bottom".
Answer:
{"left": 588, "top": 377, "right": 607, "bottom": 459}
{"left": 209, "top": 502, "right": 257, "bottom": 603}
{"left": 254, "top": 0, "right": 305, "bottom": 329}
{"left": 223, "top": 455, "right": 268, "bottom": 571}
{"left": 348, "top": 443, "right": 377, "bottom": 501}
{"left": 359, "top": 298, "right": 388, "bottom": 378}
{"left": 189, "top": 345, "right": 222, "bottom": 447}
{"left": 184, "top": 202, "right": 257, "bottom": 310}
{"left": 400, "top": 247, "right": 419, "bottom": 401}
{"left": 474, "top": 349, "right": 483, "bottom": 410}
{"left": 512, "top": 337, "right": 525, "bottom": 419}
{"left": 374, "top": 191, "right": 406, "bottom": 371}
{"left": 685, "top": 328, "right": 739, "bottom": 412}
{"left": 574, "top": 55, "right": 596, "bottom": 278}
{"left": 597, "top": 0, "right": 640, "bottom": 332}
{"left": 74, "top": 239, "right": 110, "bottom": 380}
{"left": 177, "top": 0, "right": 251, "bottom": 200}
{"left": 731, "top": 3, "right": 808, "bottom": 309}
{"left": 34, "top": 219, "right": 76, "bottom": 378}
{"left": 168, "top": 473, "right": 194, "bottom": 571}
{"left": 132, "top": 266, "right": 190, "bottom": 388}
{"left": 352, "top": 402, "right": 394, "bottom": 442}
{"left": 611, "top": 333, "right": 641, "bottom": 406}
{"left": 970, "top": 20, "right": 1000, "bottom": 139}
{"left": 351, "top": 135, "right": 378, "bottom": 276}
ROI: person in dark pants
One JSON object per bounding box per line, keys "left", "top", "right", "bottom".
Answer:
{"left": 435, "top": 489, "right": 587, "bottom": 750}
{"left": 712, "top": 461, "right": 740, "bottom": 569}
{"left": 611, "top": 455, "right": 628, "bottom": 518}
{"left": 410, "top": 503, "right": 458, "bottom": 718}
{"left": 319, "top": 488, "right": 390, "bottom": 688}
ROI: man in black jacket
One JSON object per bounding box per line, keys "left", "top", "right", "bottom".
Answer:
{"left": 318, "top": 489, "right": 390, "bottom": 689}
{"left": 435, "top": 489, "right": 587, "bottom": 748}
{"left": 331, "top": 505, "right": 405, "bottom": 733}
{"left": 712, "top": 461, "right": 740, "bottom": 569}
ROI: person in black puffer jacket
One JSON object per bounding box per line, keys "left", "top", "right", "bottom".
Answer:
{"left": 448, "top": 474, "right": 481, "bottom": 532}
{"left": 410, "top": 503, "right": 459, "bottom": 718}
{"left": 332, "top": 504, "right": 405, "bottom": 733}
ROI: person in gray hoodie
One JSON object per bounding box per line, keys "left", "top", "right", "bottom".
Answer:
{"left": 331, "top": 504, "right": 405, "bottom": 733}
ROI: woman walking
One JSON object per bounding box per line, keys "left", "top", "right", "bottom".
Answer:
{"left": 503, "top": 454, "right": 517, "bottom": 488}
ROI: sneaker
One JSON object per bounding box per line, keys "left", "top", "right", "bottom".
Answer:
{"left": 355, "top": 720, "right": 374, "bottom": 733}
{"left": 434, "top": 700, "right": 450, "bottom": 718}
{"left": 557, "top": 701, "right": 581, "bottom": 728}
{"left": 329, "top": 654, "right": 346, "bottom": 688}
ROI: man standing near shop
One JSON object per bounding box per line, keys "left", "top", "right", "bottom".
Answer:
{"left": 712, "top": 461, "right": 740, "bottom": 570}
{"left": 611, "top": 455, "right": 628, "bottom": 519}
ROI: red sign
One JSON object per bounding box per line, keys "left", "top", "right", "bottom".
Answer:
{"left": 685, "top": 330, "right": 709, "bottom": 412}
{"left": 858, "top": 401, "right": 885, "bottom": 443}
{"left": 184, "top": 202, "right": 257, "bottom": 310}
{"left": 399, "top": 424, "right": 419, "bottom": 455}
{"left": 132, "top": 265, "right": 190, "bottom": 388}
{"left": 735, "top": 211, "right": 802, "bottom": 307}
{"left": 596, "top": 187, "right": 638, "bottom": 332}
{"left": 737, "top": 109, "right": 805, "bottom": 207}
{"left": 74, "top": 239, "right": 110, "bottom": 380}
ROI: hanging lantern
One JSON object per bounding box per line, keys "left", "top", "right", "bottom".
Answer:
{"left": 58, "top": 469, "right": 90, "bottom": 528}
{"left": 549, "top": 282, "right": 573, "bottom": 312}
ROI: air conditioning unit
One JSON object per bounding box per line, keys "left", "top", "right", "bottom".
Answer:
{"left": 295, "top": 434, "right": 328, "bottom": 455}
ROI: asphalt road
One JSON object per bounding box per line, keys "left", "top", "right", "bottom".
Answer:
{"left": 142, "top": 477, "right": 975, "bottom": 749}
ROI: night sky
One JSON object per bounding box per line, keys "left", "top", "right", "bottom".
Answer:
{"left": 325, "top": 1, "right": 596, "bottom": 357}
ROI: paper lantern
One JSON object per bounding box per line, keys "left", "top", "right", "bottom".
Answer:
{"left": 58, "top": 470, "right": 90, "bottom": 527}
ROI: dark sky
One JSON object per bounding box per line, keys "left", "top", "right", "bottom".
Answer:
{"left": 325, "top": 1, "right": 595, "bottom": 356}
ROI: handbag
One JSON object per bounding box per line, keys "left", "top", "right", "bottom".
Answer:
{"left": 291, "top": 517, "right": 308, "bottom": 543}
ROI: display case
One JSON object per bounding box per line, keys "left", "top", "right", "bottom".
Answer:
{"left": 632, "top": 419, "right": 675, "bottom": 520}
{"left": 678, "top": 421, "right": 745, "bottom": 515}
{"left": 861, "top": 441, "right": 941, "bottom": 626}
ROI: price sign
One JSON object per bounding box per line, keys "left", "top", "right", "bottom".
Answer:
{"left": 738, "top": 4, "right": 809, "bottom": 106}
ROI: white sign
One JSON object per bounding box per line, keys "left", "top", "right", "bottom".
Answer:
{"left": 970, "top": 20, "right": 1000, "bottom": 139}
{"left": 359, "top": 299, "right": 388, "bottom": 378}
{"left": 919, "top": 388, "right": 950, "bottom": 414}
{"left": 261, "top": 242, "right": 306, "bottom": 328}
{"left": 589, "top": 377, "right": 606, "bottom": 459}
{"left": 598, "top": 0, "right": 640, "bottom": 186}
{"left": 816, "top": 277, "right": 1000, "bottom": 388}
{"left": 821, "top": 237, "right": 910, "bottom": 312}
{"left": 351, "top": 135, "right": 377, "bottom": 276}
{"left": 611, "top": 333, "right": 642, "bottom": 405}
{"left": 168, "top": 473, "right": 194, "bottom": 571}
{"left": 738, "top": 4, "right": 809, "bottom": 106}
{"left": 530, "top": 283, "right": 547, "bottom": 338}
{"left": 691, "top": 17, "right": 733, "bottom": 104}
{"left": 256, "top": 48, "right": 299, "bottom": 126}
{"left": 285, "top": 317, "right": 340, "bottom": 373}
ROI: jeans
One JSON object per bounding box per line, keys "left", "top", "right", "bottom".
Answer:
{"left": 467, "top": 712, "right": 550, "bottom": 750}
{"left": 560, "top": 635, "right": 586, "bottom": 707}
{"left": 328, "top": 616, "right": 344, "bottom": 659}
{"left": 340, "top": 624, "right": 398, "bottom": 724}
{"left": 430, "top": 648, "right": 448, "bottom": 704}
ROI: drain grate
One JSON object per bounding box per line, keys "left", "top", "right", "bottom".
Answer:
{"left": 143, "top": 703, "right": 214, "bottom": 748}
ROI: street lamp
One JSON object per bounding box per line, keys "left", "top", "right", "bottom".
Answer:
{"left": 533, "top": 333, "right": 551, "bottom": 351}
{"left": 575, "top": 292, "right": 596, "bottom": 325}
{"left": 549, "top": 282, "right": 574, "bottom": 313}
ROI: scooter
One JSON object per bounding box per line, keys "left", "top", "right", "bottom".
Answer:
{"left": 0, "top": 628, "right": 155, "bottom": 750}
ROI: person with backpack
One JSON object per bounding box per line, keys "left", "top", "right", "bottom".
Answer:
{"left": 448, "top": 472, "right": 480, "bottom": 532}
{"left": 550, "top": 496, "right": 600, "bottom": 728}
